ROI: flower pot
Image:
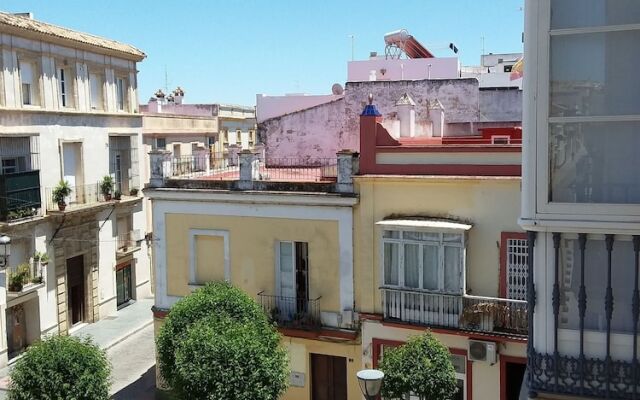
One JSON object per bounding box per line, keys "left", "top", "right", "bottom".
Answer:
{"left": 103, "top": 193, "right": 112, "bottom": 201}
{"left": 57, "top": 202, "right": 66, "bottom": 211}
{"left": 8, "top": 283, "right": 23, "bottom": 292}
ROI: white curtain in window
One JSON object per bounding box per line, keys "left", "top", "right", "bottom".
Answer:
{"left": 423, "top": 245, "right": 439, "bottom": 290}
{"left": 384, "top": 242, "right": 399, "bottom": 286}
{"left": 404, "top": 244, "right": 420, "bottom": 288}
{"left": 89, "top": 73, "right": 102, "bottom": 109}
{"left": 444, "top": 246, "right": 462, "bottom": 293}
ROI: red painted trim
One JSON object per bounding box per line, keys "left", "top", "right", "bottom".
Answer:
{"left": 380, "top": 321, "right": 527, "bottom": 344}
{"left": 372, "top": 339, "right": 472, "bottom": 400}
{"left": 278, "top": 327, "right": 358, "bottom": 341}
{"left": 365, "top": 163, "right": 521, "bottom": 177}
{"left": 153, "top": 308, "right": 169, "bottom": 319}
{"left": 377, "top": 145, "right": 521, "bottom": 153}
{"left": 499, "top": 355, "right": 527, "bottom": 400}
{"left": 359, "top": 312, "right": 384, "bottom": 321}
{"left": 499, "top": 232, "right": 528, "bottom": 298}
{"left": 115, "top": 261, "right": 132, "bottom": 271}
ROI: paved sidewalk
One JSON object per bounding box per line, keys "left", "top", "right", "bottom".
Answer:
{"left": 0, "top": 297, "right": 154, "bottom": 398}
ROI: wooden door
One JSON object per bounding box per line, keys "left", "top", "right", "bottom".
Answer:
{"left": 66, "top": 255, "right": 85, "bottom": 326}
{"left": 311, "top": 354, "right": 347, "bottom": 400}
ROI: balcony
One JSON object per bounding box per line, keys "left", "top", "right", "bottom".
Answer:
{"left": 382, "top": 287, "right": 528, "bottom": 336}
{"left": 0, "top": 170, "right": 41, "bottom": 222}
{"left": 258, "top": 292, "right": 321, "bottom": 331}
{"left": 117, "top": 230, "right": 141, "bottom": 257}
{"left": 6, "top": 261, "right": 44, "bottom": 298}
{"left": 45, "top": 182, "right": 104, "bottom": 213}
{"left": 527, "top": 232, "right": 640, "bottom": 399}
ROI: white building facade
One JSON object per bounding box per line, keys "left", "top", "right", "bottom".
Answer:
{"left": 521, "top": 1, "right": 640, "bottom": 399}
{"left": 0, "top": 12, "right": 150, "bottom": 366}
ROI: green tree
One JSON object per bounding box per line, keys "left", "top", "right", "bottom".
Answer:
{"left": 8, "top": 335, "right": 111, "bottom": 400}
{"left": 156, "top": 282, "right": 288, "bottom": 400}
{"left": 379, "top": 332, "right": 458, "bottom": 400}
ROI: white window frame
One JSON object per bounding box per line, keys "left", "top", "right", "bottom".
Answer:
{"left": 531, "top": 0, "right": 640, "bottom": 218}
{"left": 116, "top": 76, "right": 127, "bottom": 111}
{"left": 188, "top": 229, "right": 230, "bottom": 287}
{"left": 18, "top": 58, "right": 39, "bottom": 107}
{"left": 380, "top": 226, "right": 467, "bottom": 295}
{"left": 57, "top": 64, "right": 74, "bottom": 109}
{"left": 88, "top": 70, "right": 105, "bottom": 111}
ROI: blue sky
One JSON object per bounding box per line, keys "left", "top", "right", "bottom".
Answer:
{"left": 1, "top": 0, "right": 523, "bottom": 105}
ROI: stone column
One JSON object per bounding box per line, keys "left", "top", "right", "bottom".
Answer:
{"left": 238, "top": 150, "right": 255, "bottom": 190}
{"left": 148, "top": 150, "right": 171, "bottom": 188}
{"left": 336, "top": 150, "right": 356, "bottom": 193}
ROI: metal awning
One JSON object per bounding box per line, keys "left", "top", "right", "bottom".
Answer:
{"left": 376, "top": 219, "right": 472, "bottom": 231}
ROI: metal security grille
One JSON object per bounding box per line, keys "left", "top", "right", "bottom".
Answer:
{"left": 506, "top": 238, "right": 528, "bottom": 301}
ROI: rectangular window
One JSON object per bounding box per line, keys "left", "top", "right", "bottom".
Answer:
{"left": 155, "top": 138, "right": 166, "bottom": 149}
{"left": 57, "top": 67, "right": 74, "bottom": 108}
{"left": 547, "top": 1, "right": 640, "bottom": 206}
{"left": 89, "top": 72, "right": 103, "bottom": 110}
{"left": 19, "top": 60, "right": 36, "bottom": 106}
{"left": 116, "top": 77, "right": 126, "bottom": 111}
{"left": 503, "top": 235, "right": 528, "bottom": 301}
{"left": 382, "top": 230, "right": 464, "bottom": 294}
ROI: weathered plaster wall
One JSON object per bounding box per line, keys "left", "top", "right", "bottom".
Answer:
{"left": 479, "top": 88, "right": 522, "bottom": 122}
{"left": 261, "top": 99, "right": 346, "bottom": 161}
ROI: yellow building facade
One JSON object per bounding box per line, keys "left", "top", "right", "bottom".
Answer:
{"left": 148, "top": 185, "right": 362, "bottom": 400}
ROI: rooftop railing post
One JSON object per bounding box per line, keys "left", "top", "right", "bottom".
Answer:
{"left": 238, "top": 150, "right": 255, "bottom": 190}
{"left": 336, "top": 150, "right": 356, "bottom": 193}
{"left": 148, "top": 150, "right": 171, "bottom": 188}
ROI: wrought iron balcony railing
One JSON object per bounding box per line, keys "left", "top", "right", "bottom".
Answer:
{"left": 0, "top": 170, "right": 41, "bottom": 222}
{"left": 382, "top": 287, "right": 528, "bottom": 336}
{"left": 258, "top": 292, "right": 321, "bottom": 330}
{"left": 117, "top": 230, "right": 141, "bottom": 254}
{"left": 526, "top": 231, "right": 640, "bottom": 400}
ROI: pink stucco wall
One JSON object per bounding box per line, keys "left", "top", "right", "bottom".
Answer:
{"left": 256, "top": 93, "right": 343, "bottom": 123}
{"left": 347, "top": 57, "right": 460, "bottom": 82}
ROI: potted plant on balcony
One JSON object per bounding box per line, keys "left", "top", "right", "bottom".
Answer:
{"left": 52, "top": 180, "right": 72, "bottom": 211}
{"left": 113, "top": 190, "right": 122, "bottom": 201}
{"left": 8, "top": 263, "right": 30, "bottom": 292}
{"left": 129, "top": 188, "right": 139, "bottom": 197}
{"left": 100, "top": 176, "right": 114, "bottom": 201}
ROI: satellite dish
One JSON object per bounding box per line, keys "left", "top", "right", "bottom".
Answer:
{"left": 331, "top": 83, "right": 344, "bottom": 95}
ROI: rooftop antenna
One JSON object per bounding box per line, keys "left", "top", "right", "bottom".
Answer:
{"left": 481, "top": 36, "right": 485, "bottom": 55}
{"left": 164, "top": 65, "right": 169, "bottom": 93}
{"left": 348, "top": 34, "right": 355, "bottom": 61}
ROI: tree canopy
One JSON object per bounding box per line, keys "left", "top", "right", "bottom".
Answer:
{"left": 156, "top": 282, "right": 289, "bottom": 400}
{"left": 379, "top": 332, "right": 458, "bottom": 400}
{"left": 9, "top": 335, "right": 111, "bottom": 400}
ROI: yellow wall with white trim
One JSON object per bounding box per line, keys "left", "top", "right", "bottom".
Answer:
{"left": 353, "top": 176, "right": 522, "bottom": 314}
{"left": 164, "top": 212, "right": 342, "bottom": 314}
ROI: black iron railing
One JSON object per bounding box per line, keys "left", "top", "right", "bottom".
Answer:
{"left": 382, "top": 287, "right": 528, "bottom": 335}
{"left": 258, "top": 292, "right": 321, "bottom": 330}
{"left": 0, "top": 170, "right": 41, "bottom": 222}
{"left": 527, "top": 231, "right": 640, "bottom": 399}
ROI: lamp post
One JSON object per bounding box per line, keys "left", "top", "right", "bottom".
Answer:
{"left": 357, "top": 369, "right": 384, "bottom": 400}
{"left": 0, "top": 234, "right": 10, "bottom": 268}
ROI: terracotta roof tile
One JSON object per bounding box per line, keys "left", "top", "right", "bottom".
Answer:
{"left": 0, "top": 12, "right": 145, "bottom": 60}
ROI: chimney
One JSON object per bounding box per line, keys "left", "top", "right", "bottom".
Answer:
{"left": 359, "top": 94, "right": 382, "bottom": 174}
{"left": 173, "top": 87, "right": 184, "bottom": 105}
{"left": 13, "top": 12, "right": 33, "bottom": 19}
{"left": 396, "top": 93, "right": 416, "bottom": 138}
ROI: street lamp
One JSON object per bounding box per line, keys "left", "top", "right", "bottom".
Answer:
{"left": 0, "top": 234, "right": 10, "bottom": 268}
{"left": 357, "top": 369, "right": 384, "bottom": 400}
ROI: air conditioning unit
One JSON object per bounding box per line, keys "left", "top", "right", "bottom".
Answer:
{"left": 468, "top": 340, "right": 497, "bottom": 364}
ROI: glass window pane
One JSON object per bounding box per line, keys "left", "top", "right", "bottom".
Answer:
{"left": 444, "top": 246, "right": 462, "bottom": 293}
{"left": 444, "top": 233, "right": 462, "bottom": 243}
{"left": 404, "top": 244, "right": 420, "bottom": 288}
{"left": 384, "top": 242, "right": 399, "bottom": 286}
{"left": 383, "top": 230, "right": 400, "bottom": 239}
{"left": 423, "top": 245, "right": 439, "bottom": 290}
{"left": 550, "top": 122, "right": 640, "bottom": 204}
{"left": 551, "top": 0, "right": 640, "bottom": 29}
{"left": 450, "top": 354, "right": 466, "bottom": 374}
{"left": 550, "top": 30, "right": 640, "bottom": 117}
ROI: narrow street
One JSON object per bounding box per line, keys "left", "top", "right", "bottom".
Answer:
{"left": 109, "top": 324, "right": 157, "bottom": 399}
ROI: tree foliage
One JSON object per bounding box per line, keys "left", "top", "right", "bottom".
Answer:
{"left": 8, "top": 335, "right": 111, "bottom": 400}
{"left": 379, "top": 332, "right": 458, "bottom": 400}
{"left": 156, "top": 282, "right": 288, "bottom": 400}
